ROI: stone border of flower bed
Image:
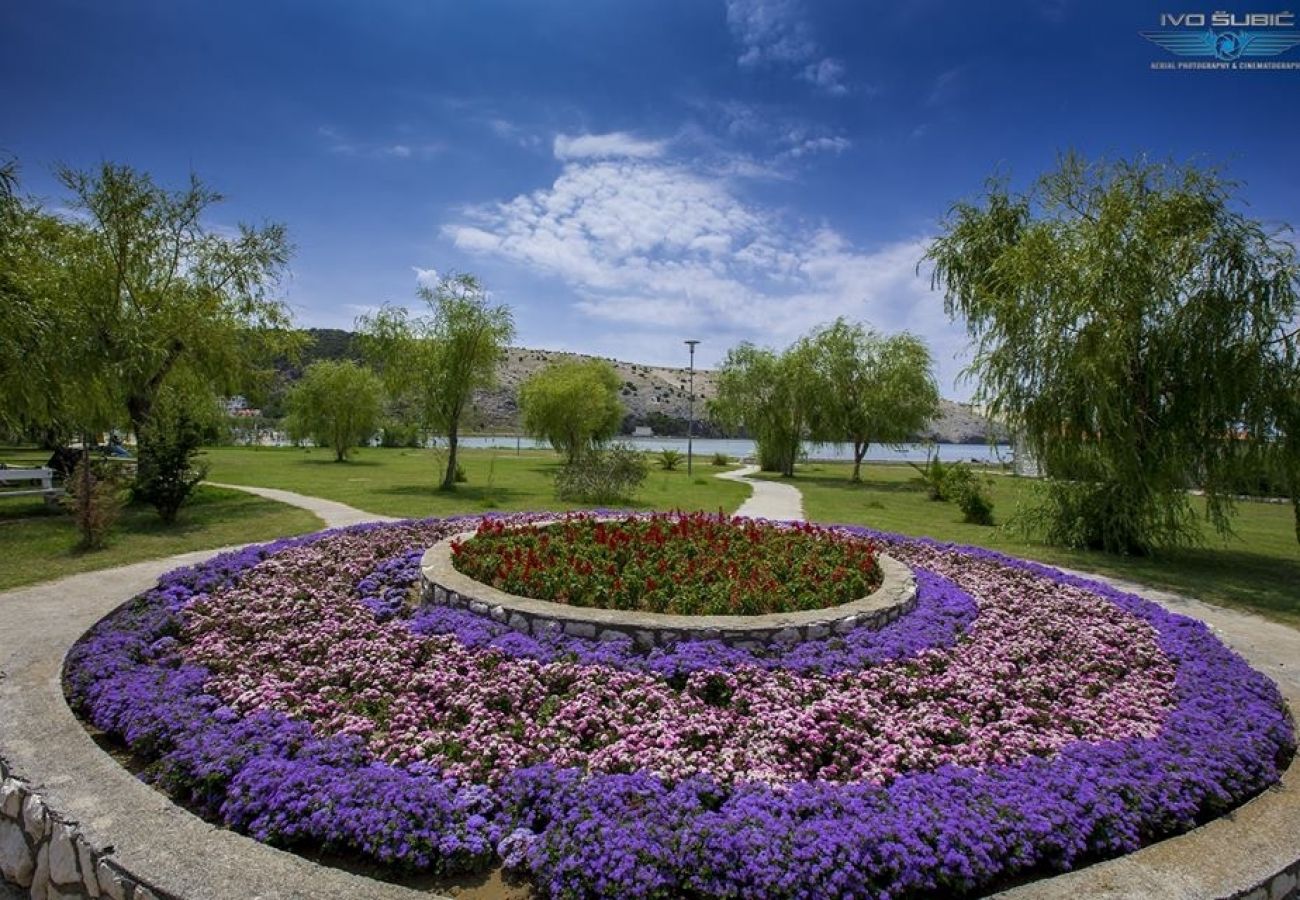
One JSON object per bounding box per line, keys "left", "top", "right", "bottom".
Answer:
{"left": 419, "top": 530, "right": 916, "bottom": 650}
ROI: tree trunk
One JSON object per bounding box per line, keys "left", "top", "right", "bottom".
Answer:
{"left": 852, "top": 441, "right": 869, "bottom": 482}
{"left": 442, "top": 423, "right": 459, "bottom": 490}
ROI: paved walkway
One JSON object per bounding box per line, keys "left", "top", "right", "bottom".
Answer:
{"left": 715, "top": 465, "right": 806, "bottom": 521}
{"left": 206, "top": 481, "right": 398, "bottom": 528}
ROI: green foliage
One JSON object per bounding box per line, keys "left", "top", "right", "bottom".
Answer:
{"left": 54, "top": 162, "right": 299, "bottom": 437}
{"left": 942, "top": 464, "right": 996, "bottom": 525}
{"left": 62, "top": 456, "right": 128, "bottom": 550}
{"left": 711, "top": 343, "right": 815, "bottom": 477}
{"left": 133, "top": 393, "right": 212, "bottom": 525}
{"left": 359, "top": 272, "right": 514, "bottom": 490}
{"left": 908, "top": 453, "right": 951, "bottom": 501}
{"left": 712, "top": 452, "right": 731, "bottom": 467}
{"left": 658, "top": 448, "right": 683, "bottom": 471}
{"left": 520, "top": 359, "right": 624, "bottom": 463}
{"left": 805, "top": 318, "right": 939, "bottom": 482}
{"left": 1, "top": 159, "right": 299, "bottom": 524}
{"left": 286, "top": 360, "right": 383, "bottom": 462}
{"left": 927, "top": 153, "right": 1300, "bottom": 553}
{"left": 554, "top": 442, "right": 648, "bottom": 505}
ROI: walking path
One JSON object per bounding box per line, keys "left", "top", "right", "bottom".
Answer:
{"left": 206, "top": 481, "right": 398, "bottom": 528}
{"left": 715, "top": 465, "right": 805, "bottom": 521}
{"left": 0, "top": 479, "right": 1296, "bottom": 899}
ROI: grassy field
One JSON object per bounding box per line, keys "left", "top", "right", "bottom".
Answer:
{"left": 0, "top": 484, "right": 322, "bottom": 591}
{"left": 203, "top": 445, "right": 750, "bottom": 519}
{"left": 759, "top": 462, "right": 1300, "bottom": 627}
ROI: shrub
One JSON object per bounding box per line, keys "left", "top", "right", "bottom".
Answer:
{"left": 909, "top": 454, "right": 950, "bottom": 500}
{"left": 657, "top": 448, "right": 682, "bottom": 471}
{"left": 555, "top": 443, "right": 647, "bottom": 504}
{"left": 379, "top": 420, "right": 423, "bottom": 448}
{"left": 134, "top": 404, "right": 210, "bottom": 525}
{"left": 712, "top": 452, "right": 730, "bottom": 466}
{"left": 63, "top": 456, "right": 128, "bottom": 549}
{"left": 943, "top": 463, "right": 996, "bottom": 526}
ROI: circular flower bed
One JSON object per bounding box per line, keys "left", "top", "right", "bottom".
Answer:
{"left": 450, "top": 512, "right": 883, "bottom": 615}
{"left": 65, "top": 514, "right": 1295, "bottom": 899}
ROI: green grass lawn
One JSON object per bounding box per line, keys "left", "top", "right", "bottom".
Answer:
{"left": 203, "top": 445, "right": 750, "bottom": 519}
{"left": 760, "top": 461, "right": 1300, "bottom": 628}
{"left": 0, "top": 484, "right": 322, "bottom": 591}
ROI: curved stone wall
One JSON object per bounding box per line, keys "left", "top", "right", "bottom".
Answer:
{"left": 419, "top": 531, "right": 917, "bottom": 650}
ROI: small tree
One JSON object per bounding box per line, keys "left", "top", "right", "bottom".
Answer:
{"left": 926, "top": 153, "right": 1300, "bottom": 554}
{"left": 805, "top": 318, "right": 940, "bottom": 482}
{"left": 63, "top": 456, "right": 128, "bottom": 550}
{"left": 710, "top": 343, "right": 815, "bottom": 477}
{"left": 359, "top": 273, "right": 515, "bottom": 490}
{"left": 286, "top": 360, "right": 384, "bottom": 462}
{"left": 133, "top": 392, "right": 212, "bottom": 525}
{"left": 555, "top": 443, "right": 649, "bottom": 504}
{"left": 520, "top": 359, "right": 624, "bottom": 463}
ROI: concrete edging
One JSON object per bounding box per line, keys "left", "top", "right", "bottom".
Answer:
{"left": 420, "top": 529, "right": 916, "bottom": 650}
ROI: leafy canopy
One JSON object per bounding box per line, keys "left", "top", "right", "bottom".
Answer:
{"left": 804, "top": 318, "right": 939, "bottom": 481}
{"left": 710, "top": 342, "right": 816, "bottom": 477}
{"left": 359, "top": 272, "right": 514, "bottom": 489}
{"left": 926, "top": 152, "right": 1300, "bottom": 554}
{"left": 286, "top": 359, "right": 384, "bottom": 462}
{"left": 520, "top": 359, "right": 625, "bottom": 464}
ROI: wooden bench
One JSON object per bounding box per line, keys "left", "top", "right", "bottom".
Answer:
{"left": 0, "top": 467, "right": 64, "bottom": 507}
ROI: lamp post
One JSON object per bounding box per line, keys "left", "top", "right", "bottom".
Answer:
{"left": 685, "top": 339, "right": 700, "bottom": 476}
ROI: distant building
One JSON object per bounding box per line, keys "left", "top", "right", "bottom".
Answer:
{"left": 632, "top": 426, "right": 655, "bottom": 437}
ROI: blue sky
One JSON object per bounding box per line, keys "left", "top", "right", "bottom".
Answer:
{"left": 4, "top": 0, "right": 1299, "bottom": 398}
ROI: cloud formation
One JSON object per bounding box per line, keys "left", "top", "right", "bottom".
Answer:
{"left": 444, "top": 156, "right": 972, "bottom": 389}
{"left": 553, "top": 132, "right": 667, "bottom": 161}
{"left": 724, "top": 0, "right": 852, "bottom": 95}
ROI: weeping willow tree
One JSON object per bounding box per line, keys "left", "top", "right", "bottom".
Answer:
{"left": 710, "top": 342, "right": 816, "bottom": 477}
{"left": 926, "top": 153, "right": 1300, "bottom": 555}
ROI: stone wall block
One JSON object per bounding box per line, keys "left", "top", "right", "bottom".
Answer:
{"left": 0, "top": 778, "right": 24, "bottom": 818}
{"left": 95, "top": 860, "right": 128, "bottom": 900}
{"left": 23, "top": 793, "right": 48, "bottom": 842}
{"left": 32, "top": 842, "right": 50, "bottom": 900}
{"left": 0, "top": 818, "right": 35, "bottom": 887}
{"left": 77, "top": 839, "right": 99, "bottom": 897}
{"left": 49, "top": 822, "right": 81, "bottom": 885}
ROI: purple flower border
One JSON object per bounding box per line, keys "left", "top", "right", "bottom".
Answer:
{"left": 63, "top": 517, "right": 1296, "bottom": 898}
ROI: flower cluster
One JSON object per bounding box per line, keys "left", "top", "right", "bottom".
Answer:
{"left": 63, "top": 514, "right": 1295, "bottom": 898}
{"left": 451, "top": 512, "right": 882, "bottom": 615}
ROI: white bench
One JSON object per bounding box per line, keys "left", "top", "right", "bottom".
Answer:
{"left": 0, "top": 467, "right": 63, "bottom": 507}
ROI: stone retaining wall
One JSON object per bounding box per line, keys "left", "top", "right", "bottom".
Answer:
{"left": 420, "top": 532, "right": 916, "bottom": 650}
{"left": 0, "top": 757, "right": 166, "bottom": 900}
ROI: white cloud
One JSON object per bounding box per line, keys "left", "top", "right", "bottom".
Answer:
{"left": 725, "top": 0, "right": 816, "bottom": 66}
{"left": 412, "top": 266, "right": 440, "bottom": 288}
{"left": 724, "top": 1, "right": 857, "bottom": 96}
{"left": 553, "top": 132, "right": 667, "bottom": 161}
{"left": 780, "top": 134, "right": 851, "bottom": 159}
{"left": 800, "top": 58, "right": 849, "bottom": 95}
{"left": 317, "top": 126, "right": 442, "bottom": 160}
{"left": 444, "top": 158, "right": 973, "bottom": 392}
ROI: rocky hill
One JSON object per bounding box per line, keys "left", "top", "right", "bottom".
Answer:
{"left": 283, "top": 332, "right": 1004, "bottom": 443}
{"left": 473, "top": 347, "right": 1005, "bottom": 444}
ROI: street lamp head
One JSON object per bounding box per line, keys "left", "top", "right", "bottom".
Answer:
{"left": 685, "top": 339, "right": 700, "bottom": 349}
